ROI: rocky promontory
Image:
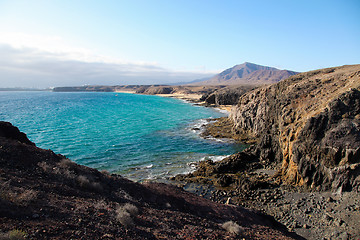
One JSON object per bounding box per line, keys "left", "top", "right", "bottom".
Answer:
{"left": 230, "top": 64, "right": 360, "bottom": 192}
{"left": 174, "top": 64, "right": 360, "bottom": 239}
{"left": 0, "top": 121, "right": 298, "bottom": 239}
{"left": 200, "top": 85, "right": 257, "bottom": 106}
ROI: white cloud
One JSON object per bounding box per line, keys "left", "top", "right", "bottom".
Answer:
{"left": 0, "top": 32, "right": 157, "bottom": 65}
{"left": 0, "top": 33, "right": 213, "bottom": 88}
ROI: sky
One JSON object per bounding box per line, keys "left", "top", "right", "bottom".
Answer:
{"left": 0, "top": 0, "right": 359, "bottom": 88}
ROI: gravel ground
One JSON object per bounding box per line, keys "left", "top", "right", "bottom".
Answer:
{"left": 180, "top": 171, "right": 360, "bottom": 240}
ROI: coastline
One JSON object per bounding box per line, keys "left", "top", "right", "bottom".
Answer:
{"left": 173, "top": 118, "right": 360, "bottom": 239}
{"left": 169, "top": 65, "right": 360, "bottom": 240}
{"left": 113, "top": 90, "right": 137, "bottom": 94}
{"left": 1, "top": 91, "right": 237, "bottom": 184}
{"left": 0, "top": 121, "right": 298, "bottom": 239}
{"left": 27, "top": 68, "right": 360, "bottom": 239}
{"left": 154, "top": 92, "right": 232, "bottom": 114}
{"left": 155, "top": 93, "right": 203, "bottom": 101}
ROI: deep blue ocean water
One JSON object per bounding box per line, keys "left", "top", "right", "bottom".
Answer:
{"left": 0, "top": 91, "right": 244, "bottom": 181}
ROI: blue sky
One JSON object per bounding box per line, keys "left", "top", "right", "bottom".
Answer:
{"left": 0, "top": 0, "right": 359, "bottom": 88}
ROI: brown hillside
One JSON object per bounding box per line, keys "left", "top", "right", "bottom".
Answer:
{"left": 230, "top": 64, "right": 360, "bottom": 191}
{"left": 198, "top": 62, "right": 298, "bottom": 85}
{"left": 0, "top": 122, "right": 298, "bottom": 239}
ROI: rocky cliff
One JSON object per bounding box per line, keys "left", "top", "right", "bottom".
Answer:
{"left": 0, "top": 121, "right": 297, "bottom": 239}
{"left": 201, "top": 85, "right": 257, "bottom": 105}
{"left": 230, "top": 64, "right": 360, "bottom": 191}
{"left": 135, "top": 86, "right": 174, "bottom": 94}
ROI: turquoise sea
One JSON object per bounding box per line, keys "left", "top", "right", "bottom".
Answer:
{"left": 0, "top": 91, "right": 244, "bottom": 181}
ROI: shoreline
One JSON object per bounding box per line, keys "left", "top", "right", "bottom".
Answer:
{"left": 172, "top": 124, "right": 360, "bottom": 240}
{"left": 154, "top": 92, "right": 232, "bottom": 115}
{"left": 166, "top": 66, "right": 360, "bottom": 240}
{"left": 113, "top": 90, "right": 137, "bottom": 94}
{"left": 3, "top": 86, "right": 359, "bottom": 239}
{"left": 175, "top": 176, "right": 360, "bottom": 240}
{"left": 170, "top": 113, "right": 360, "bottom": 239}
{"left": 8, "top": 89, "right": 359, "bottom": 239}
{"left": 1, "top": 121, "right": 298, "bottom": 239}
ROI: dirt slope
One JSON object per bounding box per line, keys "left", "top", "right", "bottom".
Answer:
{"left": 0, "top": 121, "right": 298, "bottom": 239}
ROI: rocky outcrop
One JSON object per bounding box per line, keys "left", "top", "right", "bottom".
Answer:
{"left": 201, "top": 85, "right": 257, "bottom": 105}
{"left": 173, "top": 149, "right": 271, "bottom": 190}
{"left": 141, "top": 86, "right": 174, "bottom": 94}
{"left": 198, "top": 62, "right": 298, "bottom": 85}
{"left": 230, "top": 64, "right": 360, "bottom": 192}
{"left": 0, "top": 122, "right": 297, "bottom": 239}
{"left": 0, "top": 121, "right": 35, "bottom": 146}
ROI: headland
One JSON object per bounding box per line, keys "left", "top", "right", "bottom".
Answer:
{"left": 1, "top": 64, "right": 359, "bottom": 239}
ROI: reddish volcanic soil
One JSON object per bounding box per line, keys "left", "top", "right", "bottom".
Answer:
{"left": 0, "top": 121, "right": 301, "bottom": 239}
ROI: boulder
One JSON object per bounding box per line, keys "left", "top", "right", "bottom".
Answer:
{"left": 0, "top": 121, "right": 35, "bottom": 146}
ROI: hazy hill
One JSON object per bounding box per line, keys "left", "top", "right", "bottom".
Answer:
{"left": 197, "top": 62, "right": 298, "bottom": 85}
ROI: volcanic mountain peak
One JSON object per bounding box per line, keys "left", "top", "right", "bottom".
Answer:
{"left": 199, "top": 62, "right": 298, "bottom": 85}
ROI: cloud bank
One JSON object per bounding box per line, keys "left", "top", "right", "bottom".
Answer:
{"left": 0, "top": 33, "right": 213, "bottom": 88}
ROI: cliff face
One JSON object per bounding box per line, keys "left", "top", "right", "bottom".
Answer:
{"left": 201, "top": 85, "right": 257, "bottom": 106}
{"left": 230, "top": 65, "right": 360, "bottom": 191}
{"left": 135, "top": 86, "right": 174, "bottom": 94}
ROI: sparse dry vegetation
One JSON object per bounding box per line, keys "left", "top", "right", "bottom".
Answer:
{"left": 16, "top": 189, "right": 38, "bottom": 205}
{"left": 57, "top": 158, "right": 74, "bottom": 168}
{"left": 93, "top": 199, "right": 110, "bottom": 210}
{"left": 76, "top": 175, "right": 102, "bottom": 192}
{"left": 37, "top": 161, "right": 52, "bottom": 172}
{"left": 38, "top": 160, "right": 103, "bottom": 192}
{"left": 115, "top": 189, "right": 134, "bottom": 201}
{"left": 0, "top": 120, "right": 303, "bottom": 239}
{"left": 116, "top": 203, "right": 139, "bottom": 227}
{"left": 0, "top": 180, "right": 38, "bottom": 206}
{"left": 222, "top": 221, "right": 243, "bottom": 235}
{"left": 116, "top": 209, "right": 133, "bottom": 226}
{"left": 122, "top": 203, "right": 139, "bottom": 216}
{"left": 0, "top": 229, "right": 27, "bottom": 240}
{"left": 38, "top": 159, "right": 76, "bottom": 179}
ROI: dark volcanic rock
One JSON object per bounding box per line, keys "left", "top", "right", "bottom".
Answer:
{"left": 0, "top": 122, "right": 297, "bottom": 239}
{"left": 0, "top": 121, "right": 34, "bottom": 146}
{"left": 175, "top": 66, "right": 360, "bottom": 239}
{"left": 293, "top": 88, "right": 360, "bottom": 191}
{"left": 174, "top": 148, "right": 273, "bottom": 190}
{"left": 230, "top": 64, "right": 360, "bottom": 191}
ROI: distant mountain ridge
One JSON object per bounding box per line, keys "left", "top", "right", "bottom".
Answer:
{"left": 197, "top": 62, "right": 299, "bottom": 85}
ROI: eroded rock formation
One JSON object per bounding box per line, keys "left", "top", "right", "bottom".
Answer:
{"left": 201, "top": 85, "right": 257, "bottom": 106}
{"left": 230, "top": 65, "right": 360, "bottom": 191}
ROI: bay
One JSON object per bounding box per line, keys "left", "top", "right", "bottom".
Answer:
{"left": 0, "top": 91, "right": 244, "bottom": 181}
